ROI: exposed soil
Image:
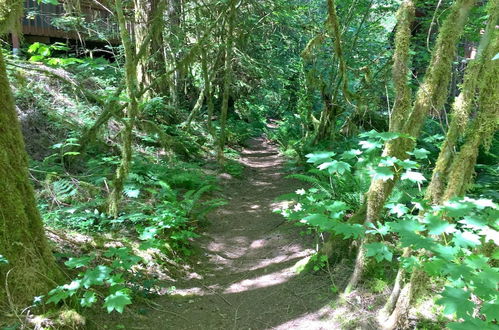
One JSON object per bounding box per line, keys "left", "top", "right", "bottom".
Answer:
{"left": 97, "top": 137, "right": 341, "bottom": 329}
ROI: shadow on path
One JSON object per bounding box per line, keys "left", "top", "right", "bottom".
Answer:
{"left": 98, "top": 137, "right": 340, "bottom": 330}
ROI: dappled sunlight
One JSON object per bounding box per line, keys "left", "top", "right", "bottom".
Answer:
{"left": 224, "top": 266, "right": 296, "bottom": 293}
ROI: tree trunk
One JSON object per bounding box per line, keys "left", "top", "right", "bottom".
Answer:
{"left": 134, "top": 0, "right": 166, "bottom": 98}
{"left": 217, "top": 0, "right": 236, "bottom": 163}
{"left": 344, "top": 0, "right": 475, "bottom": 294}
{"left": 0, "top": 49, "right": 62, "bottom": 307}
{"left": 108, "top": 0, "right": 140, "bottom": 217}
{"left": 425, "top": 3, "right": 498, "bottom": 204}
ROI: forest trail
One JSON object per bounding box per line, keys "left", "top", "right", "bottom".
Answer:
{"left": 102, "top": 137, "right": 338, "bottom": 329}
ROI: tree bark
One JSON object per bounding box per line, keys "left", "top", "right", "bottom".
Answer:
{"left": 217, "top": 0, "right": 236, "bottom": 163}
{"left": 344, "top": 0, "right": 475, "bottom": 294}
{"left": 0, "top": 49, "right": 62, "bottom": 307}
{"left": 108, "top": 0, "right": 141, "bottom": 217}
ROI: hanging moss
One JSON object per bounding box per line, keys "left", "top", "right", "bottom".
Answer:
{"left": 425, "top": 1, "right": 498, "bottom": 204}
{"left": 389, "top": 0, "right": 414, "bottom": 133}
{"left": 442, "top": 33, "right": 499, "bottom": 200}
{"left": 108, "top": 0, "right": 141, "bottom": 217}
{"left": 403, "top": 0, "right": 476, "bottom": 138}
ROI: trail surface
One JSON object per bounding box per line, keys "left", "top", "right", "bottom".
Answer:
{"left": 102, "top": 137, "right": 338, "bottom": 329}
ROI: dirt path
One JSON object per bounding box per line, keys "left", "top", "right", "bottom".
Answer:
{"left": 102, "top": 137, "right": 339, "bottom": 329}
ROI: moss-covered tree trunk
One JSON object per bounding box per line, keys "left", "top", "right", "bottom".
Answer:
{"left": 315, "top": 0, "right": 350, "bottom": 143}
{"left": 217, "top": 0, "right": 236, "bottom": 163}
{"left": 0, "top": 50, "right": 62, "bottom": 307}
{"left": 343, "top": 0, "right": 475, "bottom": 295}
{"left": 425, "top": 1, "right": 498, "bottom": 204}
{"left": 134, "top": 0, "right": 166, "bottom": 98}
{"left": 107, "top": 0, "right": 140, "bottom": 217}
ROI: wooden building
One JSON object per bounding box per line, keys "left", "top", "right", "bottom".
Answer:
{"left": 11, "top": 0, "right": 116, "bottom": 49}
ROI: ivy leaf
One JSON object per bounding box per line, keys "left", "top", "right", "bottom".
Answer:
{"left": 305, "top": 152, "right": 336, "bottom": 164}
{"left": 437, "top": 287, "right": 474, "bottom": 319}
{"left": 401, "top": 171, "right": 426, "bottom": 184}
{"left": 80, "top": 291, "right": 97, "bottom": 307}
{"left": 103, "top": 290, "right": 132, "bottom": 313}
{"left": 424, "top": 214, "right": 456, "bottom": 235}
{"left": 386, "top": 203, "right": 409, "bottom": 217}
{"left": 65, "top": 255, "right": 95, "bottom": 269}
{"left": 407, "top": 148, "right": 430, "bottom": 159}
{"left": 372, "top": 167, "right": 394, "bottom": 181}
{"left": 365, "top": 242, "right": 393, "bottom": 262}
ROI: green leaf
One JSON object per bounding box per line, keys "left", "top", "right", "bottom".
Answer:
{"left": 0, "top": 254, "right": 8, "bottom": 264}
{"left": 397, "top": 159, "right": 419, "bottom": 170}
{"left": 372, "top": 167, "right": 394, "bottom": 181}
{"left": 365, "top": 242, "right": 393, "bottom": 262}
{"left": 437, "top": 286, "right": 474, "bottom": 319}
{"left": 124, "top": 186, "right": 140, "bottom": 198}
{"left": 424, "top": 214, "right": 456, "bottom": 235}
{"left": 27, "top": 42, "right": 42, "bottom": 54}
{"left": 46, "top": 286, "right": 71, "bottom": 304}
{"left": 317, "top": 160, "right": 351, "bottom": 175}
{"left": 302, "top": 214, "right": 334, "bottom": 231}
{"left": 305, "top": 151, "right": 336, "bottom": 164}
{"left": 40, "top": 0, "right": 60, "bottom": 4}
{"left": 407, "top": 148, "right": 430, "bottom": 159}
{"left": 359, "top": 140, "right": 383, "bottom": 151}
{"left": 65, "top": 255, "right": 95, "bottom": 269}
{"left": 139, "top": 226, "right": 159, "bottom": 240}
{"left": 442, "top": 200, "right": 475, "bottom": 217}
{"left": 380, "top": 157, "right": 398, "bottom": 167}
{"left": 332, "top": 222, "right": 364, "bottom": 239}
{"left": 80, "top": 291, "right": 97, "bottom": 307}
{"left": 341, "top": 149, "right": 362, "bottom": 160}
{"left": 386, "top": 203, "right": 409, "bottom": 217}
{"left": 452, "top": 231, "right": 481, "bottom": 248}
{"left": 81, "top": 266, "right": 112, "bottom": 288}
{"left": 366, "top": 221, "right": 390, "bottom": 236}
{"left": 103, "top": 290, "right": 132, "bottom": 313}
{"left": 432, "top": 244, "right": 459, "bottom": 260}
{"left": 325, "top": 201, "right": 349, "bottom": 213}
{"left": 389, "top": 218, "right": 425, "bottom": 233}
{"left": 482, "top": 301, "right": 499, "bottom": 321}
{"left": 401, "top": 171, "right": 426, "bottom": 184}
{"left": 448, "top": 319, "right": 497, "bottom": 330}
